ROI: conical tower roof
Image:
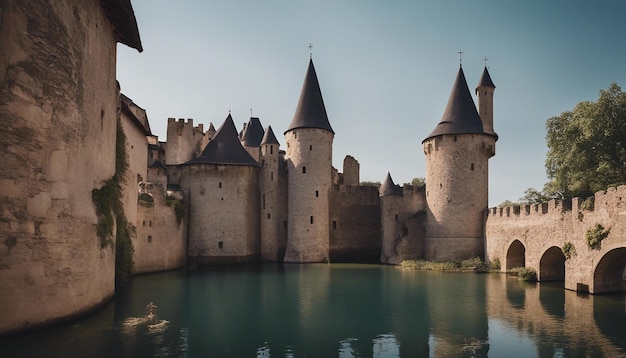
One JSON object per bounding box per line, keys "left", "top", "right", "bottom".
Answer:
{"left": 285, "top": 59, "right": 334, "bottom": 134}
{"left": 241, "top": 117, "right": 265, "bottom": 147}
{"left": 185, "top": 114, "right": 259, "bottom": 166}
{"left": 423, "top": 67, "right": 486, "bottom": 142}
{"left": 261, "top": 126, "right": 280, "bottom": 146}
{"left": 379, "top": 172, "right": 402, "bottom": 197}
{"left": 476, "top": 66, "right": 495, "bottom": 91}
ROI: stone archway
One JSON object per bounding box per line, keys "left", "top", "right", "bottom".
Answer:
{"left": 539, "top": 246, "right": 565, "bottom": 282}
{"left": 506, "top": 240, "right": 525, "bottom": 270}
{"left": 593, "top": 247, "right": 626, "bottom": 293}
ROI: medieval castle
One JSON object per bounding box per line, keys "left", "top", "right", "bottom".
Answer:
{"left": 140, "top": 58, "right": 497, "bottom": 267}
{"left": 3, "top": 0, "right": 625, "bottom": 336}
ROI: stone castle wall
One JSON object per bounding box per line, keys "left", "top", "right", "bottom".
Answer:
{"left": 329, "top": 185, "right": 381, "bottom": 262}
{"left": 181, "top": 164, "right": 260, "bottom": 265}
{"left": 165, "top": 118, "right": 207, "bottom": 165}
{"left": 485, "top": 185, "right": 626, "bottom": 292}
{"left": 259, "top": 143, "right": 288, "bottom": 261}
{"left": 380, "top": 185, "right": 427, "bottom": 264}
{"left": 0, "top": 0, "right": 121, "bottom": 334}
{"left": 134, "top": 183, "right": 186, "bottom": 274}
{"left": 423, "top": 133, "right": 494, "bottom": 260}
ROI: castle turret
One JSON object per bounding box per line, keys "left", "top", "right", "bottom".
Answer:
{"left": 181, "top": 114, "right": 260, "bottom": 265}
{"left": 283, "top": 58, "right": 335, "bottom": 262}
{"left": 241, "top": 116, "right": 265, "bottom": 162}
{"left": 476, "top": 66, "right": 496, "bottom": 136}
{"left": 422, "top": 66, "right": 497, "bottom": 261}
{"left": 259, "top": 126, "right": 287, "bottom": 261}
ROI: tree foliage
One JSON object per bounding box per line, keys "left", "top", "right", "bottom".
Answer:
{"left": 519, "top": 187, "right": 550, "bottom": 204}
{"left": 410, "top": 177, "right": 426, "bottom": 187}
{"left": 545, "top": 83, "right": 626, "bottom": 198}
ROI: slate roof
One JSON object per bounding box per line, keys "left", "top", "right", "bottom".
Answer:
{"left": 260, "top": 126, "right": 280, "bottom": 146}
{"left": 241, "top": 117, "right": 265, "bottom": 147}
{"left": 476, "top": 66, "right": 495, "bottom": 91}
{"left": 285, "top": 59, "right": 334, "bottom": 134}
{"left": 185, "top": 114, "right": 259, "bottom": 166}
{"left": 148, "top": 160, "right": 167, "bottom": 169}
{"left": 379, "top": 172, "right": 402, "bottom": 197}
{"left": 423, "top": 67, "right": 489, "bottom": 142}
{"left": 99, "top": 0, "right": 143, "bottom": 52}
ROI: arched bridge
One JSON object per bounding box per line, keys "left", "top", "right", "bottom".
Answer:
{"left": 485, "top": 186, "right": 626, "bottom": 294}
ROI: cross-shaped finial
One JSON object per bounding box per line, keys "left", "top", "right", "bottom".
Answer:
{"left": 228, "top": 104, "right": 231, "bottom": 114}
{"left": 483, "top": 56, "right": 488, "bottom": 67}
{"left": 308, "top": 43, "right": 313, "bottom": 59}
{"left": 250, "top": 108, "right": 253, "bottom": 117}
{"left": 458, "top": 50, "right": 463, "bottom": 67}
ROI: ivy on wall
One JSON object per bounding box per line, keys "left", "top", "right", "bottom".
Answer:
{"left": 91, "top": 118, "right": 134, "bottom": 286}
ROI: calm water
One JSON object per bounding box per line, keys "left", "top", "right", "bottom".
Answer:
{"left": 2, "top": 263, "right": 625, "bottom": 357}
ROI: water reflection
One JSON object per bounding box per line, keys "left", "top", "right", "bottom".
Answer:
{"left": 0, "top": 264, "right": 625, "bottom": 357}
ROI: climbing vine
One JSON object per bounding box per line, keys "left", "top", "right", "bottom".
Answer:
{"left": 92, "top": 118, "right": 134, "bottom": 286}
{"left": 166, "top": 194, "right": 185, "bottom": 226}
{"left": 561, "top": 242, "right": 577, "bottom": 260}
{"left": 585, "top": 223, "right": 610, "bottom": 250}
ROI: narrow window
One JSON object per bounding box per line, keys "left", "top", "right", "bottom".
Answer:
{"left": 310, "top": 216, "right": 314, "bottom": 224}
{"left": 149, "top": 221, "right": 152, "bottom": 227}
{"left": 310, "top": 145, "right": 313, "bottom": 151}
{"left": 283, "top": 220, "right": 287, "bottom": 229}
{"left": 471, "top": 163, "right": 475, "bottom": 171}
{"left": 218, "top": 241, "right": 223, "bottom": 249}
{"left": 267, "top": 213, "right": 271, "bottom": 220}
{"left": 219, "top": 182, "right": 222, "bottom": 188}
{"left": 333, "top": 221, "right": 337, "bottom": 229}
{"left": 142, "top": 220, "right": 146, "bottom": 226}
{"left": 395, "top": 214, "right": 398, "bottom": 221}
{"left": 271, "top": 171, "right": 274, "bottom": 181}
{"left": 148, "top": 235, "right": 152, "bottom": 243}
{"left": 315, "top": 190, "right": 319, "bottom": 197}
{"left": 263, "top": 194, "right": 266, "bottom": 210}
{"left": 270, "top": 145, "right": 273, "bottom": 154}
{"left": 302, "top": 166, "right": 307, "bottom": 174}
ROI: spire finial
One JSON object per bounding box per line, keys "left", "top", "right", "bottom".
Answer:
{"left": 483, "top": 56, "right": 488, "bottom": 68}
{"left": 308, "top": 43, "right": 313, "bottom": 59}
{"left": 228, "top": 104, "right": 231, "bottom": 114}
{"left": 458, "top": 50, "right": 464, "bottom": 67}
{"left": 250, "top": 107, "right": 253, "bottom": 117}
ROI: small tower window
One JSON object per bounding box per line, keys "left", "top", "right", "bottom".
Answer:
{"left": 219, "top": 182, "right": 222, "bottom": 188}
{"left": 471, "top": 163, "right": 475, "bottom": 171}
{"left": 270, "top": 145, "right": 273, "bottom": 154}
{"left": 302, "top": 166, "right": 307, "bottom": 174}
{"left": 263, "top": 194, "right": 266, "bottom": 210}
{"left": 310, "top": 216, "right": 314, "bottom": 224}
{"left": 148, "top": 235, "right": 152, "bottom": 243}
{"left": 218, "top": 241, "right": 223, "bottom": 249}
{"left": 315, "top": 190, "right": 319, "bottom": 197}
{"left": 395, "top": 214, "right": 398, "bottom": 221}
{"left": 267, "top": 213, "right": 271, "bottom": 220}
{"left": 333, "top": 221, "right": 337, "bottom": 229}
{"left": 284, "top": 220, "right": 287, "bottom": 229}
{"left": 271, "top": 171, "right": 274, "bottom": 181}
{"left": 310, "top": 145, "right": 313, "bottom": 151}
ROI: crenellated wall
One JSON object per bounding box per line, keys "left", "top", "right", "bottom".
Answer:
{"left": 329, "top": 185, "right": 381, "bottom": 262}
{"left": 165, "top": 118, "right": 209, "bottom": 165}
{"left": 485, "top": 185, "right": 626, "bottom": 293}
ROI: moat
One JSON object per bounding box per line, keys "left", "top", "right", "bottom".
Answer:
{"left": 2, "top": 264, "right": 625, "bottom": 357}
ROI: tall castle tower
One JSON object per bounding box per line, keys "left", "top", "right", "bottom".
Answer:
{"left": 259, "top": 126, "right": 287, "bottom": 261}
{"left": 283, "top": 59, "right": 335, "bottom": 262}
{"left": 422, "top": 66, "right": 497, "bottom": 261}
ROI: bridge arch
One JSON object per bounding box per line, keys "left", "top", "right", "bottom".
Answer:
{"left": 539, "top": 246, "right": 565, "bottom": 282}
{"left": 593, "top": 247, "right": 626, "bottom": 293}
{"left": 506, "top": 239, "right": 525, "bottom": 270}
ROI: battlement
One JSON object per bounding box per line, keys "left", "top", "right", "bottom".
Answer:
{"left": 167, "top": 117, "right": 206, "bottom": 133}
{"left": 487, "top": 185, "right": 626, "bottom": 220}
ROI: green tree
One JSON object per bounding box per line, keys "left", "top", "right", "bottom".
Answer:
{"left": 497, "top": 199, "right": 518, "bottom": 208}
{"left": 519, "top": 187, "right": 550, "bottom": 204}
{"left": 410, "top": 177, "right": 426, "bottom": 187}
{"left": 545, "top": 83, "right": 626, "bottom": 198}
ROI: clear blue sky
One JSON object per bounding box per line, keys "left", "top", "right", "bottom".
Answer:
{"left": 117, "top": 0, "right": 626, "bottom": 207}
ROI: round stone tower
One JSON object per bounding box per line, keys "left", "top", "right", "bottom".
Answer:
{"left": 283, "top": 59, "right": 335, "bottom": 263}
{"left": 422, "top": 66, "right": 497, "bottom": 261}
{"left": 259, "top": 126, "right": 286, "bottom": 261}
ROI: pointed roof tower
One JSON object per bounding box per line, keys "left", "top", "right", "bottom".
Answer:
{"left": 185, "top": 114, "right": 259, "bottom": 166}
{"left": 423, "top": 67, "right": 489, "bottom": 142}
{"left": 379, "top": 172, "right": 402, "bottom": 197}
{"left": 285, "top": 59, "right": 334, "bottom": 134}
{"left": 261, "top": 126, "right": 280, "bottom": 146}
{"left": 241, "top": 117, "right": 265, "bottom": 147}
{"left": 476, "top": 66, "right": 495, "bottom": 90}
